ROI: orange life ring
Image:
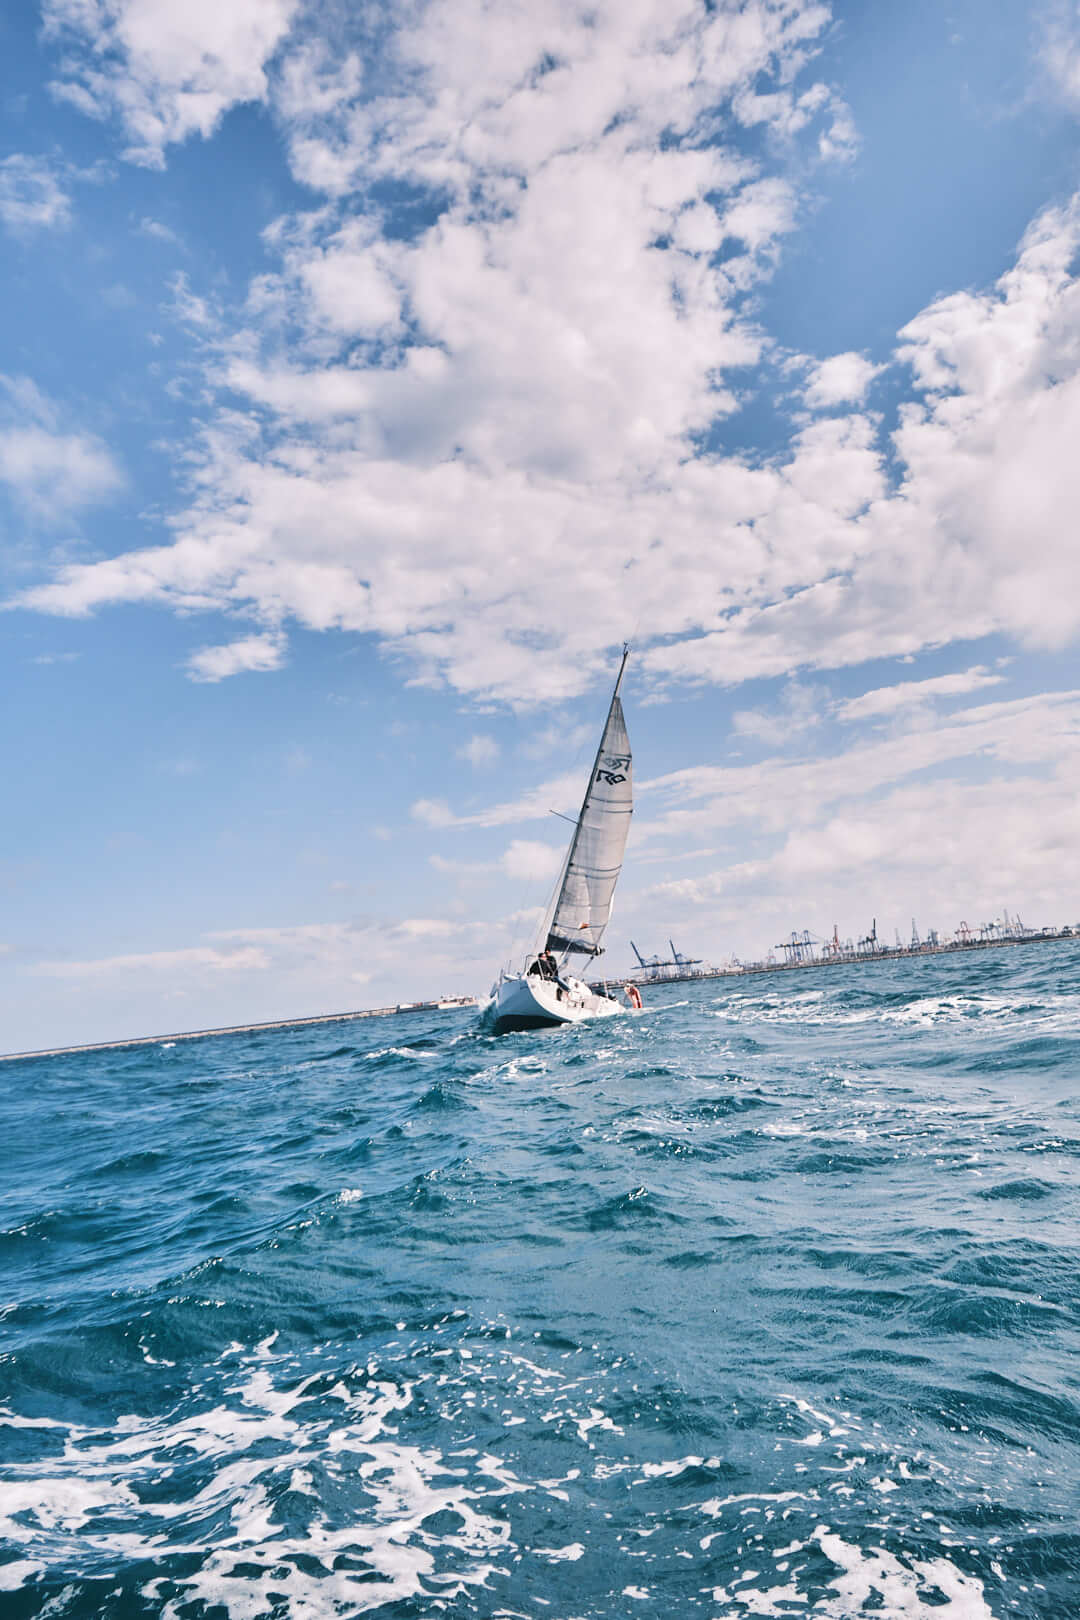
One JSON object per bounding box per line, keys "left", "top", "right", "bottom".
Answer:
{"left": 625, "top": 983, "right": 643, "bottom": 1010}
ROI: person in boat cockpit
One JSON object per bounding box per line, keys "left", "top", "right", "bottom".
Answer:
{"left": 531, "top": 951, "right": 561, "bottom": 984}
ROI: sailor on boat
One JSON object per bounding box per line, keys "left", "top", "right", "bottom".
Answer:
{"left": 488, "top": 648, "right": 637, "bottom": 1035}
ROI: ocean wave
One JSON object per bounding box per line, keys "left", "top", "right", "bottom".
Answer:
{"left": 4, "top": 949, "right": 1080, "bottom": 1614}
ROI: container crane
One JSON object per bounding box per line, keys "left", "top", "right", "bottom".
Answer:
{"left": 775, "top": 929, "right": 816, "bottom": 965}
{"left": 629, "top": 941, "right": 704, "bottom": 982}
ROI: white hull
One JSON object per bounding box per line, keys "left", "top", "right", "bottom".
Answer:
{"left": 490, "top": 971, "right": 623, "bottom": 1034}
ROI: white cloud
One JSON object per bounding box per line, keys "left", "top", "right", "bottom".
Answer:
{"left": 834, "top": 666, "right": 1004, "bottom": 723}
{"left": 0, "top": 427, "right": 121, "bottom": 514}
{"left": 0, "top": 375, "right": 121, "bottom": 517}
{"left": 733, "top": 679, "right": 824, "bottom": 745}
{"left": 412, "top": 770, "right": 584, "bottom": 830}
{"left": 634, "top": 761, "right": 1080, "bottom": 953}
{"left": 803, "top": 351, "right": 882, "bottom": 409}
{"left": 0, "top": 154, "right": 71, "bottom": 233}
{"left": 500, "top": 839, "right": 563, "bottom": 882}
{"left": 42, "top": 0, "right": 301, "bottom": 167}
{"left": 458, "top": 734, "right": 499, "bottom": 767}
{"left": 392, "top": 687, "right": 1080, "bottom": 976}
{"left": 139, "top": 215, "right": 183, "bottom": 245}
{"left": 20, "top": 0, "right": 861, "bottom": 702}
{"left": 297, "top": 222, "right": 404, "bottom": 338}
{"left": 638, "top": 689, "right": 1080, "bottom": 846}
{"left": 817, "top": 101, "right": 858, "bottom": 163}
{"left": 21, "top": 687, "right": 1080, "bottom": 1033}
{"left": 33, "top": 944, "right": 270, "bottom": 978}
{"left": 644, "top": 195, "right": 1080, "bottom": 688}
{"left": 411, "top": 797, "right": 455, "bottom": 828}
{"left": 415, "top": 688, "right": 1080, "bottom": 893}
{"left": 22, "top": 913, "right": 505, "bottom": 1031}
{"left": 519, "top": 722, "right": 594, "bottom": 759}
{"left": 618, "top": 687, "right": 1080, "bottom": 959}
{"left": 429, "top": 853, "right": 490, "bottom": 877}
{"left": 1041, "top": 1, "right": 1080, "bottom": 107}
{"left": 395, "top": 917, "right": 455, "bottom": 940}
{"left": 185, "top": 631, "right": 285, "bottom": 682}
{"left": 202, "top": 912, "right": 505, "bottom": 994}
{"left": 167, "top": 270, "right": 215, "bottom": 328}
{"left": 21, "top": 1, "right": 1080, "bottom": 721}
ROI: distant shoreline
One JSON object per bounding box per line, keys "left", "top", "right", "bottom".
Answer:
{"left": 3, "top": 929, "right": 1075, "bottom": 1065}
{"left": 608, "top": 926, "right": 1078, "bottom": 991}
{"left": 0, "top": 996, "right": 477, "bottom": 1065}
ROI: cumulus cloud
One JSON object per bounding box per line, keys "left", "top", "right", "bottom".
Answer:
{"left": 802, "top": 351, "right": 882, "bottom": 409}
{"left": 644, "top": 195, "right": 1080, "bottom": 687}
{"left": 0, "top": 428, "right": 120, "bottom": 515}
{"left": 0, "top": 154, "right": 71, "bottom": 233}
{"left": 42, "top": 0, "right": 300, "bottom": 166}
{"left": 19, "top": 0, "right": 868, "bottom": 701}
{"left": 185, "top": 631, "right": 286, "bottom": 682}
{"left": 21, "top": 0, "right": 1080, "bottom": 718}
{"left": 0, "top": 375, "right": 121, "bottom": 516}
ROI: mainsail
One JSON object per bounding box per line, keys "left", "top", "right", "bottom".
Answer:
{"left": 544, "top": 650, "right": 633, "bottom": 957}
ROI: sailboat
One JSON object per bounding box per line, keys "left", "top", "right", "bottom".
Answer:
{"left": 489, "top": 647, "right": 634, "bottom": 1034}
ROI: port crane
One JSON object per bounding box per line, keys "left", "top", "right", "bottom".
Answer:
{"left": 774, "top": 929, "right": 817, "bottom": 965}
{"left": 629, "top": 941, "right": 704, "bottom": 981}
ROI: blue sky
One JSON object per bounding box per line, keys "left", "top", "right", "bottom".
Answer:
{"left": 4, "top": 0, "right": 1080, "bottom": 1050}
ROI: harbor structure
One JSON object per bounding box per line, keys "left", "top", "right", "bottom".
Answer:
{"left": 612, "top": 912, "right": 1079, "bottom": 990}
{"left": 5, "top": 917, "right": 1077, "bottom": 1067}
{"left": 629, "top": 940, "right": 705, "bottom": 982}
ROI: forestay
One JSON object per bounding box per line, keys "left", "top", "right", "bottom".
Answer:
{"left": 545, "top": 664, "right": 632, "bottom": 957}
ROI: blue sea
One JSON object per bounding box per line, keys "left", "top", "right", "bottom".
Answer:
{"left": 3, "top": 943, "right": 1080, "bottom": 1618}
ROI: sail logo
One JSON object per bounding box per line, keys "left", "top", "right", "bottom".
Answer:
{"left": 596, "top": 751, "right": 630, "bottom": 785}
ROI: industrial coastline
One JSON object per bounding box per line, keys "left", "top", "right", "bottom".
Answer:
{"left": 617, "top": 913, "right": 1080, "bottom": 987}
{"left": 3, "top": 919, "right": 1077, "bottom": 1065}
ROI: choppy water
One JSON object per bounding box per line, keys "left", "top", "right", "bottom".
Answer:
{"left": 3, "top": 943, "right": 1080, "bottom": 1618}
